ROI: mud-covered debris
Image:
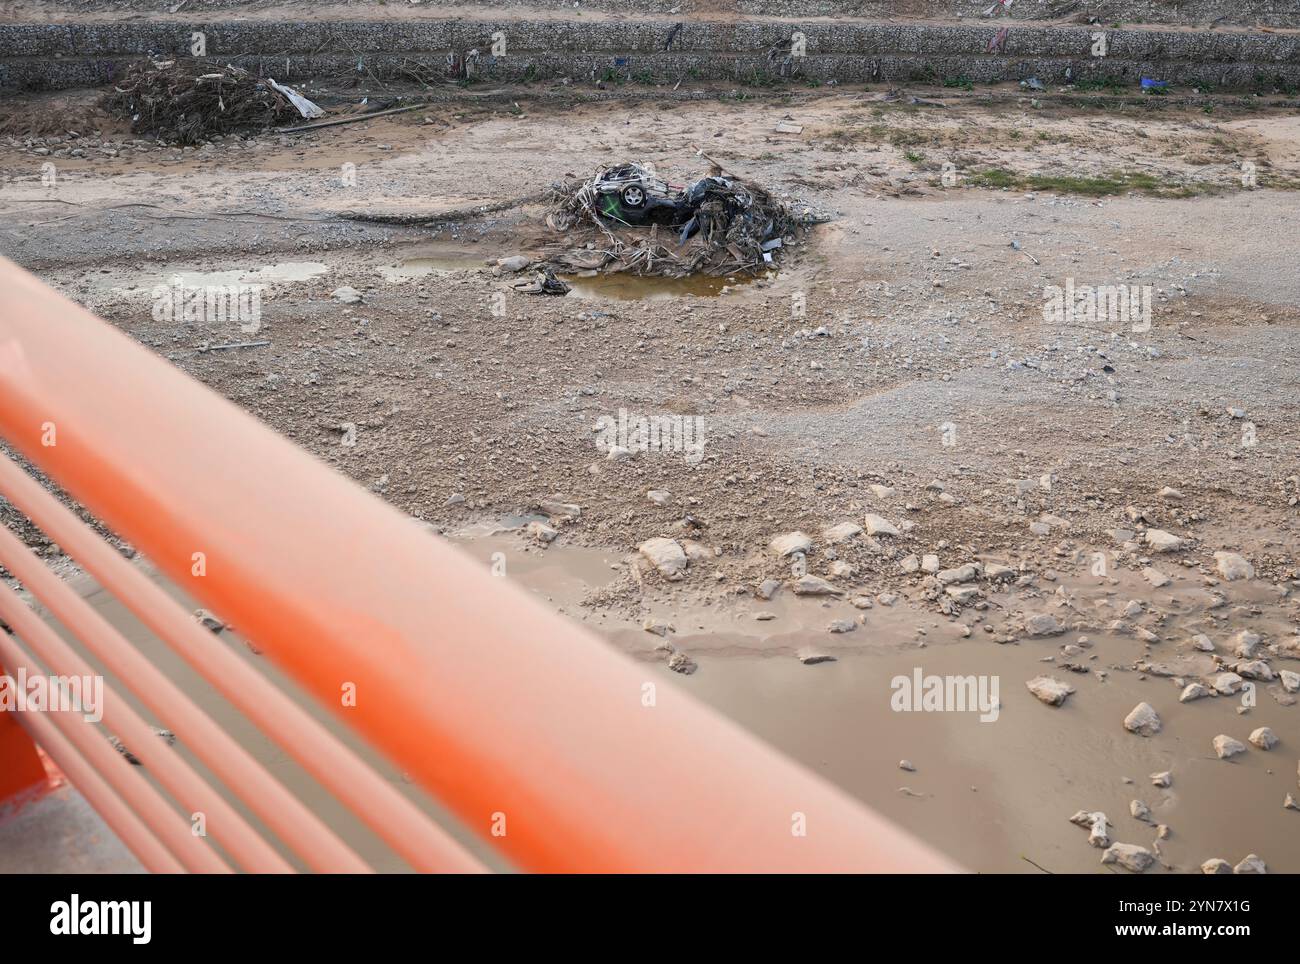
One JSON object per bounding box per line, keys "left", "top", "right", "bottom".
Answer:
{"left": 109, "top": 728, "right": 177, "bottom": 766}
{"left": 104, "top": 59, "right": 320, "bottom": 144}
{"left": 512, "top": 266, "right": 570, "bottom": 295}
{"left": 545, "top": 159, "right": 823, "bottom": 279}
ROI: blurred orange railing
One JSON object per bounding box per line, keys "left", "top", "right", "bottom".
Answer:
{"left": 0, "top": 255, "right": 957, "bottom": 873}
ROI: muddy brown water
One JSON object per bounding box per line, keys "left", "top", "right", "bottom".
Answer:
{"left": 32, "top": 527, "right": 1300, "bottom": 874}
{"left": 452, "top": 528, "right": 1300, "bottom": 875}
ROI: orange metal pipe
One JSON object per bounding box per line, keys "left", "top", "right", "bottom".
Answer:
{"left": 0, "top": 256, "right": 959, "bottom": 872}
{"left": 13, "top": 709, "right": 186, "bottom": 873}
{"left": 0, "top": 523, "right": 360, "bottom": 873}
{"left": 0, "top": 453, "right": 484, "bottom": 874}
{"left": 0, "top": 631, "right": 212, "bottom": 873}
{"left": 0, "top": 578, "right": 242, "bottom": 872}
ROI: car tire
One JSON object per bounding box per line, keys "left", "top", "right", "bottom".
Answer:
{"left": 620, "top": 185, "right": 646, "bottom": 209}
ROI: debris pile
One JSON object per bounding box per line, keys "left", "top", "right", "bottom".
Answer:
{"left": 544, "top": 160, "right": 820, "bottom": 278}
{"left": 103, "top": 59, "right": 322, "bottom": 144}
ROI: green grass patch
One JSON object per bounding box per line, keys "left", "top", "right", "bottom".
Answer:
{"left": 968, "top": 167, "right": 1223, "bottom": 197}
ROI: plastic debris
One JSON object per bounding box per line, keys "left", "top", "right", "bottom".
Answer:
{"left": 267, "top": 79, "right": 325, "bottom": 120}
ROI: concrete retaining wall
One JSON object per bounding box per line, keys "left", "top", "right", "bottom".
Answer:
{"left": 4, "top": 18, "right": 1299, "bottom": 90}
{"left": 20, "top": 1, "right": 1300, "bottom": 28}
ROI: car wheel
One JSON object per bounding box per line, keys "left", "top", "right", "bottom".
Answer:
{"left": 620, "top": 185, "right": 646, "bottom": 208}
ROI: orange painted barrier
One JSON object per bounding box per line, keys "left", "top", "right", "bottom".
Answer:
{"left": 0, "top": 255, "right": 959, "bottom": 873}
{"left": 0, "top": 666, "right": 49, "bottom": 809}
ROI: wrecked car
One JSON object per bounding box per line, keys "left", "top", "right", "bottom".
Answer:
{"left": 547, "top": 159, "right": 822, "bottom": 278}
{"left": 586, "top": 162, "right": 689, "bottom": 226}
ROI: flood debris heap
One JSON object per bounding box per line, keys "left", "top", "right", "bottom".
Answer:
{"left": 103, "top": 58, "right": 322, "bottom": 144}
{"left": 545, "top": 161, "right": 820, "bottom": 278}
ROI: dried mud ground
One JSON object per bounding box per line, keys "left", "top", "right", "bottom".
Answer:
{"left": 2, "top": 83, "right": 1299, "bottom": 873}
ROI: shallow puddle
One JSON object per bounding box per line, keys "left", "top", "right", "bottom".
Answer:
{"left": 113, "top": 261, "right": 329, "bottom": 295}
{"left": 377, "top": 256, "right": 487, "bottom": 282}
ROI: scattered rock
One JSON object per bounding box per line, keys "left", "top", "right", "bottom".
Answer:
{"left": 754, "top": 611, "right": 776, "bottom": 621}
{"left": 792, "top": 574, "right": 843, "bottom": 596}
{"left": 538, "top": 499, "right": 580, "bottom": 520}
{"left": 1124, "top": 702, "right": 1162, "bottom": 736}
{"left": 796, "top": 648, "right": 837, "bottom": 665}
{"left": 1285, "top": 794, "right": 1299, "bottom": 811}
{"left": 1213, "top": 734, "right": 1247, "bottom": 759}
{"left": 1279, "top": 670, "right": 1300, "bottom": 693}
{"left": 666, "top": 651, "right": 697, "bottom": 675}
{"left": 863, "top": 513, "right": 899, "bottom": 537}
{"left": 1130, "top": 799, "right": 1153, "bottom": 823}
{"left": 1233, "top": 631, "right": 1261, "bottom": 658}
{"left": 1233, "top": 854, "right": 1266, "bottom": 874}
{"left": 922, "top": 554, "right": 941, "bottom": 573}
{"left": 1069, "top": 810, "right": 1111, "bottom": 848}
{"left": 938, "top": 563, "right": 979, "bottom": 585}
{"left": 330, "top": 285, "right": 364, "bottom": 304}
{"left": 638, "top": 537, "right": 688, "bottom": 579}
{"left": 757, "top": 578, "right": 782, "bottom": 600}
{"left": 646, "top": 489, "right": 671, "bottom": 505}
{"left": 1143, "top": 568, "right": 1173, "bottom": 588}
{"left": 984, "top": 562, "right": 1015, "bottom": 581}
{"left": 1026, "top": 676, "right": 1075, "bottom": 706}
{"left": 1190, "top": 634, "right": 1215, "bottom": 653}
{"left": 527, "top": 520, "right": 558, "bottom": 544}
{"left": 1150, "top": 771, "right": 1172, "bottom": 787}
{"left": 823, "top": 522, "right": 862, "bottom": 544}
{"left": 945, "top": 584, "right": 981, "bottom": 604}
{"left": 899, "top": 759, "right": 916, "bottom": 772}
{"left": 1213, "top": 551, "right": 1254, "bottom": 581}
{"left": 1025, "top": 613, "right": 1064, "bottom": 637}
{"left": 642, "top": 617, "right": 674, "bottom": 637}
{"left": 496, "top": 255, "right": 531, "bottom": 272}
{"left": 1248, "top": 727, "right": 1277, "bottom": 750}
{"left": 1212, "top": 672, "right": 1243, "bottom": 695}
{"left": 1101, "top": 842, "right": 1155, "bottom": 873}
{"left": 1144, "top": 529, "right": 1183, "bottom": 553}
{"left": 770, "top": 531, "right": 813, "bottom": 557}
{"left": 828, "top": 619, "right": 857, "bottom": 634}
{"left": 1236, "top": 660, "right": 1272, "bottom": 681}
{"left": 1180, "top": 682, "right": 1210, "bottom": 703}
{"left": 1201, "top": 858, "right": 1232, "bottom": 874}
{"left": 680, "top": 540, "right": 712, "bottom": 565}
{"left": 900, "top": 554, "right": 921, "bottom": 573}
{"left": 868, "top": 484, "right": 894, "bottom": 499}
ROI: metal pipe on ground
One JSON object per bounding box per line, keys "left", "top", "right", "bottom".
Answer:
{"left": 0, "top": 256, "right": 959, "bottom": 873}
